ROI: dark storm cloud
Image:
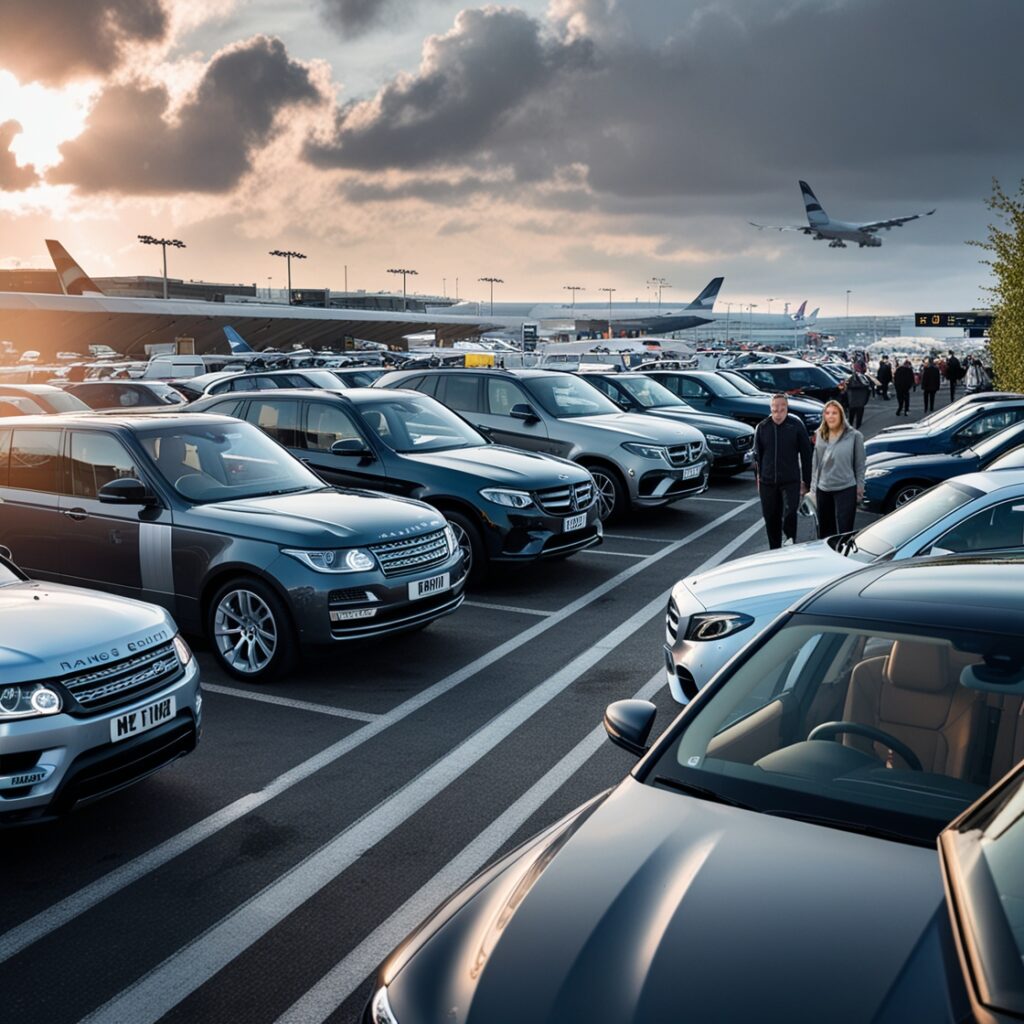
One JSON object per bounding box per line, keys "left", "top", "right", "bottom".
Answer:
{"left": 49, "top": 37, "right": 320, "bottom": 195}
{"left": 0, "top": 0, "right": 167, "bottom": 85}
{"left": 319, "top": 0, "right": 436, "bottom": 38}
{"left": 0, "top": 122, "right": 38, "bottom": 191}
{"left": 338, "top": 175, "right": 499, "bottom": 202}
{"left": 305, "top": 0, "right": 1024, "bottom": 215}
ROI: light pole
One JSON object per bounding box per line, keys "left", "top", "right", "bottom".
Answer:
{"left": 137, "top": 234, "right": 185, "bottom": 300}
{"left": 845, "top": 289, "right": 852, "bottom": 319}
{"left": 387, "top": 267, "right": 418, "bottom": 311}
{"left": 269, "top": 249, "right": 306, "bottom": 305}
{"left": 747, "top": 302, "right": 759, "bottom": 344}
{"left": 766, "top": 296, "right": 777, "bottom": 316}
{"left": 563, "top": 284, "right": 584, "bottom": 311}
{"left": 600, "top": 287, "right": 616, "bottom": 339}
{"left": 648, "top": 277, "right": 670, "bottom": 311}
{"left": 723, "top": 301, "right": 732, "bottom": 343}
{"left": 479, "top": 276, "right": 503, "bottom": 316}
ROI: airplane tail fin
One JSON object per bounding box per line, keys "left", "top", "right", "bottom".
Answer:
{"left": 793, "top": 300, "right": 807, "bottom": 320}
{"left": 808, "top": 307, "right": 820, "bottom": 320}
{"left": 685, "top": 276, "right": 724, "bottom": 311}
{"left": 798, "top": 181, "right": 829, "bottom": 227}
{"left": 223, "top": 326, "right": 254, "bottom": 353}
{"left": 45, "top": 239, "right": 105, "bottom": 296}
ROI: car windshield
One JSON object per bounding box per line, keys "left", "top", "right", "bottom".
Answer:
{"left": 649, "top": 615, "right": 1024, "bottom": 844}
{"left": 137, "top": 421, "right": 324, "bottom": 503}
{"left": 990, "top": 444, "right": 1024, "bottom": 470}
{"left": 335, "top": 369, "right": 384, "bottom": 387}
{"left": 615, "top": 375, "right": 686, "bottom": 408}
{"left": 355, "top": 395, "right": 486, "bottom": 452}
{"left": 524, "top": 374, "right": 621, "bottom": 418}
{"left": 717, "top": 371, "right": 765, "bottom": 396}
{"left": 841, "top": 481, "right": 981, "bottom": 561}
{"left": 973, "top": 422, "right": 1024, "bottom": 461}
{"left": 0, "top": 559, "right": 20, "bottom": 585}
{"left": 42, "top": 391, "right": 90, "bottom": 412}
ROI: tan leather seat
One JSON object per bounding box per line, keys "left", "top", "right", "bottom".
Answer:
{"left": 842, "top": 641, "right": 983, "bottom": 777}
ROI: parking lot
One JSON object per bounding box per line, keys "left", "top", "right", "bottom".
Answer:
{"left": 0, "top": 394, "right": 915, "bottom": 1024}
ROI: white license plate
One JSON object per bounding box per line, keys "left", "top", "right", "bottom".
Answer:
{"left": 110, "top": 696, "right": 176, "bottom": 744}
{"left": 680, "top": 462, "right": 704, "bottom": 480}
{"left": 409, "top": 573, "right": 451, "bottom": 600}
{"left": 563, "top": 513, "right": 587, "bottom": 532}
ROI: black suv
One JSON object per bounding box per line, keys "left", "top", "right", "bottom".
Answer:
{"left": 0, "top": 413, "right": 466, "bottom": 682}
{"left": 730, "top": 360, "right": 842, "bottom": 403}
{"left": 189, "top": 388, "right": 601, "bottom": 580}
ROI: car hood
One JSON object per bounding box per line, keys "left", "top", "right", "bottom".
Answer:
{"left": 191, "top": 488, "right": 446, "bottom": 546}
{"left": 389, "top": 778, "right": 941, "bottom": 1023}
{"left": 644, "top": 408, "right": 749, "bottom": 436}
{"left": 866, "top": 449, "right": 962, "bottom": 471}
{"left": 563, "top": 413, "right": 704, "bottom": 444}
{"left": 402, "top": 445, "right": 588, "bottom": 487}
{"left": 0, "top": 581, "right": 176, "bottom": 684}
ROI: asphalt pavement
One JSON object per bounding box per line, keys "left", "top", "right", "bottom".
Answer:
{"left": 0, "top": 386, "right": 949, "bottom": 1024}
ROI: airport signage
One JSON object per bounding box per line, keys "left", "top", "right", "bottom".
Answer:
{"left": 915, "top": 312, "right": 993, "bottom": 330}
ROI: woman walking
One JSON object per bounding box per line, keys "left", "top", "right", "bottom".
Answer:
{"left": 812, "top": 400, "right": 865, "bottom": 538}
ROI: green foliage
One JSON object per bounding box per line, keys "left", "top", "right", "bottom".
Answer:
{"left": 971, "top": 179, "right": 1024, "bottom": 391}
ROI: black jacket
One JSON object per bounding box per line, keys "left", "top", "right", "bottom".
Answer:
{"left": 946, "top": 356, "right": 963, "bottom": 381}
{"left": 921, "top": 365, "right": 941, "bottom": 392}
{"left": 893, "top": 365, "right": 916, "bottom": 392}
{"left": 754, "top": 414, "right": 813, "bottom": 487}
{"left": 876, "top": 361, "right": 893, "bottom": 384}
{"left": 843, "top": 373, "right": 871, "bottom": 410}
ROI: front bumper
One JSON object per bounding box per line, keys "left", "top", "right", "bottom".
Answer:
{"left": 708, "top": 447, "right": 755, "bottom": 473}
{"left": 632, "top": 461, "right": 710, "bottom": 507}
{"left": 482, "top": 502, "right": 603, "bottom": 563}
{"left": 0, "top": 657, "right": 200, "bottom": 824}
{"left": 859, "top": 484, "right": 889, "bottom": 513}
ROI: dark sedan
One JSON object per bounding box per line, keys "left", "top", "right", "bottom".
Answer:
{"left": 578, "top": 370, "right": 755, "bottom": 473}
{"left": 730, "top": 359, "right": 843, "bottom": 403}
{"left": 367, "top": 555, "right": 1024, "bottom": 1023}
{"left": 189, "top": 388, "right": 601, "bottom": 580}
{"left": 864, "top": 399, "right": 1024, "bottom": 458}
{"left": 862, "top": 419, "right": 1024, "bottom": 511}
{"left": 0, "top": 413, "right": 465, "bottom": 682}
{"left": 639, "top": 368, "right": 824, "bottom": 434}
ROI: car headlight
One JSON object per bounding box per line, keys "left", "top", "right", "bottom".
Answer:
{"left": 369, "top": 987, "right": 399, "bottom": 1024}
{"left": 282, "top": 548, "right": 377, "bottom": 572}
{"left": 0, "top": 683, "right": 62, "bottom": 720}
{"left": 703, "top": 433, "right": 730, "bottom": 447}
{"left": 684, "top": 612, "right": 755, "bottom": 642}
{"left": 479, "top": 487, "right": 534, "bottom": 509}
{"left": 864, "top": 468, "right": 892, "bottom": 479}
{"left": 622, "top": 442, "right": 670, "bottom": 461}
{"left": 172, "top": 634, "right": 193, "bottom": 666}
{"left": 444, "top": 523, "right": 458, "bottom": 555}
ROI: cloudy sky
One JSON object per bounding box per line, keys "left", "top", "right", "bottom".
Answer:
{"left": 0, "top": 0, "right": 1020, "bottom": 314}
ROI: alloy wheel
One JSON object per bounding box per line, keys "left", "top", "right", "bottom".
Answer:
{"left": 213, "top": 588, "right": 278, "bottom": 675}
{"left": 590, "top": 469, "right": 619, "bottom": 521}
{"left": 894, "top": 485, "right": 923, "bottom": 507}
{"left": 449, "top": 520, "right": 474, "bottom": 577}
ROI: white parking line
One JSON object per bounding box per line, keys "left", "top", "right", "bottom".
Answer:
{"left": 79, "top": 514, "right": 765, "bottom": 1024}
{"left": 201, "top": 685, "right": 381, "bottom": 723}
{"left": 602, "top": 533, "right": 672, "bottom": 543}
{"left": 690, "top": 496, "right": 750, "bottom": 503}
{"left": 580, "top": 550, "right": 648, "bottom": 558}
{"left": 0, "top": 499, "right": 758, "bottom": 966}
{"left": 274, "top": 669, "right": 667, "bottom": 1024}
{"left": 462, "top": 600, "right": 553, "bottom": 617}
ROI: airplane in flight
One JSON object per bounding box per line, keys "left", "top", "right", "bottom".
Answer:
{"left": 750, "top": 181, "right": 936, "bottom": 248}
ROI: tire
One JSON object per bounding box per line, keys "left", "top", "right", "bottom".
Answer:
{"left": 887, "top": 482, "right": 927, "bottom": 512}
{"left": 584, "top": 463, "right": 628, "bottom": 522}
{"left": 207, "top": 576, "right": 296, "bottom": 682}
{"left": 445, "top": 510, "right": 487, "bottom": 583}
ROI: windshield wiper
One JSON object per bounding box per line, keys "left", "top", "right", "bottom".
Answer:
{"left": 653, "top": 776, "right": 759, "bottom": 812}
{"left": 763, "top": 809, "right": 930, "bottom": 846}
{"left": 262, "top": 486, "right": 318, "bottom": 496}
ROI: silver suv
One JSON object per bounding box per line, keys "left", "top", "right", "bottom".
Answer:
{"left": 376, "top": 368, "right": 709, "bottom": 519}
{"left": 0, "top": 549, "right": 200, "bottom": 824}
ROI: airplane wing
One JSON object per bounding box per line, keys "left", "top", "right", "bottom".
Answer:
{"left": 859, "top": 209, "right": 936, "bottom": 233}
{"left": 748, "top": 222, "right": 814, "bottom": 234}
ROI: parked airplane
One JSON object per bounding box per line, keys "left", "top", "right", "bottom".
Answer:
{"left": 750, "top": 181, "right": 936, "bottom": 249}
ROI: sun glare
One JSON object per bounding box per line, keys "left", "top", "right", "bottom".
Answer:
{"left": 0, "top": 71, "right": 96, "bottom": 172}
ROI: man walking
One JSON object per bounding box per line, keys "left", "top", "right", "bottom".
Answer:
{"left": 753, "top": 394, "right": 813, "bottom": 549}
{"left": 921, "top": 357, "right": 941, "bottom": 414}
{"left": 842, "top": 370, "right": 871, "bottom": 428}
{"left": 876, "top": 355, "right": 892, "bottom": 400}
{"left": 893, "top": 358, "right": 915, "bottom": 416}
{"left": 946, "top": 351, "right": 962, "bottom": 404}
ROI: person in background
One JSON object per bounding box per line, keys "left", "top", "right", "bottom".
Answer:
{"left": 876, "top": 355, "right": 892, "bottom": 400}
{"left": 946, "top": 351, "right": 963, "bottom": 403}
{"left": 753, "top": 394, "right": 813, "bottom": 549}
{"left": 965, "top": 356, "right": 987, "bottom": 392}
{"left": 893, "top": 358, "right": 915, "bottom": 416}
{"left": 921, "top": 356, "right": 941, "bottom": 413}
{"left": 812, "top": 400, "right": 865, "bottom": 538}
{"left": 841, "top": 369, "right": 871, "bottom": 428}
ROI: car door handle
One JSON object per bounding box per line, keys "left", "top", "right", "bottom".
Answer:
{"left": 62, "top": 507, "right": 88, "bottom": 521}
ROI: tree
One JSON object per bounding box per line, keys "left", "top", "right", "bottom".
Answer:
{"left": 972, "top": 179, "right": 1024, "bottom": 391}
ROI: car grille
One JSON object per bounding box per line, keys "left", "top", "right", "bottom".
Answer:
{"left": 666, "top": 598, "right": 680, "bottom": 642}
{"left": 60, "top": 642, "right": 184, "bottom": 713}
{"left": 535, "top": 481, "right": 595, "bottom": 515}
{"left": 370, "top": 528, "right": 450, "bottom": 577}
{"left": 666, "top": 442, "right": 705, "bottom": 467}
{"left": 733, "top": 434, "right": 754, "bottom": 451}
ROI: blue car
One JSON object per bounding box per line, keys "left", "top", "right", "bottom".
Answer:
{"left": 862, "top": 419, "right": 1024, "bottom": 512}
{"left": 863, "top": 399, "right": 1024, "bottom": 459}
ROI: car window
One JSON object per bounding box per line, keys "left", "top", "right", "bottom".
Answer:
{"left": 486, "top": 378, "right": 529, "bottom": 416}
{"left": 928, "top": 498, "right": 1024, "bottom": 554}
{"left": 40, "top": 390, "right": 90, "bottom": 412}
{"left": 9, "top": 429, "right": 61, "bottom": 492}
{"left": 955, "top": 409, "right": 1023, "bottom": 443}
{"left": 72, "top": 384, "right": 116, "bottom": 408}
{"left": 616, "top": 375, "right": 683, "bottom": 408}
{"left": 205, "top": 399, "right": 245, "bottom": 419}
{"left": 70, "top": 432, "right": 142, "bottom": 498}
{"left": 227, "top": 376, "right": 255, "bottom": 392}
{"left": 524, "top": 374, "right": 620, "bottom": 418}
{"left": 304, "top": 403, "right": 363, "bottom": 452}
{"left": 358, "top": 395, "right": 485, "bottom": 453}
{"left": 990, "top": 444, "right": 1024, "bottom": 470}
{"left": 677, "top": 376, "right": 709, "bottom": 400}
{"left": 246, "top": 399, "right": 301, "bottom": 447}
{"left": 0, "top": 428, "right": 9, "bottom": 485}
{"left": 438, "top": 374, "right": 482, "bottom": 413}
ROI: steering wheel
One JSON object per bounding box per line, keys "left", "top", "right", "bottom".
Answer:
{"left": 807, "top": 721, "right": 923, "bottom": 772}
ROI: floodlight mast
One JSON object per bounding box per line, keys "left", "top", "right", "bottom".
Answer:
{"left": 137, "top": 234, "right": 186, "bottom": 300}
{"left": 269, "top": 249, "right": 307, "bottom": 304}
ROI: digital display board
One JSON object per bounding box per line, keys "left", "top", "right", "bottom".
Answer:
{"left": 915, "top": 312, "right": 993, "bottom": 329}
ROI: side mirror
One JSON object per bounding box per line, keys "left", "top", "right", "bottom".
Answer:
{"left": 604, "top": 699, "right": 657, "bottom": 757}
{"left": 330, "top": 438, "right": 375, "bottom": 459}
{"left": 97, "top": 477, "right": 156, "bottom": 505}
{"left": 510, "top": 403, "right": 539, "bottom": 422}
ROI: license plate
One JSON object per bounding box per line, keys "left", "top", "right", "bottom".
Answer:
{"left": 680, "top": 462, "right": 704, "bottom": 480}
{"left": 563, "top": 513, "right": 587, "bottom": 532}
{"left": 409, "top": 573, "right": 450, "bottom": 600}
{"left": 110, "top": 696, "right": 176, "bottom": 743}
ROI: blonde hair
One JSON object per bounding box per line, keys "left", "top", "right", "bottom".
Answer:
{"left": 818, "top": 399, "right": 848, "bottom": 442}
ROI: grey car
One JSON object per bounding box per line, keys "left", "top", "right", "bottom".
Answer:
{"left": 375, "top": 368, "right": 709, "bottom": 520}
{"left": 0, "top": 548, "right": 200, "bottom": 824}
{"left": 0, "top": 413, "right": 466, "bottom": 682}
